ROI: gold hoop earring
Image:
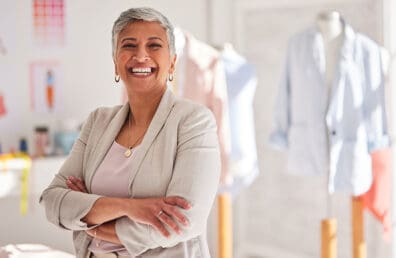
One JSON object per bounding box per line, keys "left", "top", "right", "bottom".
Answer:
{"left": 115, "top": 75, "right": 120, "bottom": 83}
{"left": 168, "top": 74, "right": 174, "bottom": 82}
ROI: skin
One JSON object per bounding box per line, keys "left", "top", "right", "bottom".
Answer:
{"left": 66, "top": 21, "right": 190, "bottom": 245}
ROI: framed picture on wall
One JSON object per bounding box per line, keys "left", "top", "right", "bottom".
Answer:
{"left": 29, "top": 61, "right": 63, "bottom": 113}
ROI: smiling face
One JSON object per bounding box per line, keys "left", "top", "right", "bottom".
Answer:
{"left": 114, "top": 21, "right": 176, "bottom": 95}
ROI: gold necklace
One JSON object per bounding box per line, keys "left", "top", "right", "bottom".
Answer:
{"left": 124, "top": 112, "right": 146, "bottom": 158}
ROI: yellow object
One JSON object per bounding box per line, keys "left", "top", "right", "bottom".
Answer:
{"left": 218, "top": 193, "right": 232, "bottom": 258}
{"left": 0, "top": 152, "right": 32, "bottom": 215}
{"left": 321, "top": 218, "right": 337, "bottom": 258}
{"left": 352, "top": 197, "right": 366, "bottom": 258}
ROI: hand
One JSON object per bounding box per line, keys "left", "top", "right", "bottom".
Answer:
{"left": 86, "top": 221, "right": 122, "bottom": 245}
{"left": 66, "top": 176, "right": 87, "bottom": 193}
{"left": 66, "top": 176, "right": 192, "bottom": 237}
{"left": 126, "top": 196, "right": 191, "bottom": 238}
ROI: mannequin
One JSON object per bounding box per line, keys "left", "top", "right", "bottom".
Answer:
{"left": 316, "top": 11, "right": 344, "bottom": 95}
{"left": 316, "top": 11, "right": 344, "bottom": 258}
{"left": 317, "top": 11, "right": 367, "bottom": 258}
{"left": 271, "top": 9, "right": 388, "bottom": 258}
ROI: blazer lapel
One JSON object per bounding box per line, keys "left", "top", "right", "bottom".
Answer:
{"left": 311, "top": 28, "right": 326, "bottom": 84}
{"left": 86, "top": 103, "right": 130, "bottom": 191}
{"left": 127, "top": 88, "right": 176, "bottom": 194}
{"left": 326, "top": 24, "right": 355, "bottom": 125}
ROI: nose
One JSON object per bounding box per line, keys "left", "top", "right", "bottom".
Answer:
{"left": 133, "top": 47, "right": 150, "bottom": 62}
{"left": 132, "top": 56, "right": 150, "bottom": 62}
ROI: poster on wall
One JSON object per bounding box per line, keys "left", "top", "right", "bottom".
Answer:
{"left": 32, "top": 0, "right": 65, "bottom": 46}
{"left": 30, "top": 61, "right": 63, "bottom": 113}
{"left": 0, "top": 1, "right": 19, "bottom": 152}
{"left": 0, "top": 1, "right": 17, "bottom": 120}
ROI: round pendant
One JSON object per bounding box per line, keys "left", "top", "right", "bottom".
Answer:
{"left": 124, "top": 148, "right": 132, "bottom": 158}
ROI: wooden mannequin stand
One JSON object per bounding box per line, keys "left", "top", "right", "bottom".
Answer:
{"left": 321, "top": 218, "right": 337, "bottom": 258}
{"left": 352, "top": 197, "right": 366, "bottom": 258}
{"left": 218, "top": 193, "right": 232, "bottom": 258}
{"left": 321, "top": 197, "right": 366, "bottom": 258}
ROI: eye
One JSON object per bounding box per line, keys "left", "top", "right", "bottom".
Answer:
{"left": 122, "top": 43, "right": 137, "bottom": 48}
{"left": 148, "top": 43, "right": 162, "bottom": 49}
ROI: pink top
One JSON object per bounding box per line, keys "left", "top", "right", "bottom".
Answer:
{"left": 88, "top": 141, "right": 137, "bottom": 257}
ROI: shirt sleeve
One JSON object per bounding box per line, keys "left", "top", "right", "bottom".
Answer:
{"left": 362, "top": 42, "right": 390, "bottom": 152}
{"left": 268, "top": 41, "right": 292, "bottom": 149}
{"left": 39, "top": 109, "right": 102, "bottom": 231}
{"left": 115, "top": 106, "right": 221, "bottom": 256}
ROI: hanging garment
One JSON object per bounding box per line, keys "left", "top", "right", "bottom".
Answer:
{"left": 362, "top": 148, "right": 391, "bottom": 240}
{"left": 269, "top": 23, "right": 389, "bottom": 195}
{"left": 220, "top": 44, "right": 258, "bottom": 192}
{"left": 0, "top": 92, "right": 6, "bottom": 117}
{"left": 176, "top": 31, "right": 231, "bottom": 183}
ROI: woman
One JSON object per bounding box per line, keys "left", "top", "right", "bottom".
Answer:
{"left": 40, "top": 7, "right": 220, "bottom": 258}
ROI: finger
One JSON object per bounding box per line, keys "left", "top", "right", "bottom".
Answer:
{"left": 151, "top": 218, "right": 170, "bottom": 238}
{"left": 66, "top": 179, "right": 80, "bottom": 191}
{"left": 68, "top": 176, "right": 84, "bottom": 191}
{"left": 68, "top": 176, "right": 87, "bottom": 193}
{"left": 74, "top": 179, "right": 88, "bottom": 193}
{"left": 85, "top": 229, "right": 94, "bottom": 237}
{"left": 163, "top": 205, "right": 189, "bottom": 226}
{"left": 164, "top": 196, "right": 191, "bottom": 209}
{"left": 157, "top": 211, "right": 181, "bottom": 234}
{"left": 67, "top": 179, "right": 83, "bottom": 192}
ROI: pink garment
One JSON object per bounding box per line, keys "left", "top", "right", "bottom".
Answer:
{"left": 361, "top": 148, "right": 391, "bottom": 241}
{"left": 177, "top": 32, "right": 231, "bottom": 183}
{"left": 0, "top": 93, "right": 6, "bottom": 117}
{"left": 88, "top": 141, "right": 138, "bottom": 257}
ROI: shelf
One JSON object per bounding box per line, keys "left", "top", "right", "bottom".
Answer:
{"left": 0, "top": 156, "right": 67, "bottom": 197}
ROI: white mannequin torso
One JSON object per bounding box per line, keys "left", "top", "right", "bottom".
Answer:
{"left": 316, "top": 11, "right": 345, "bottom": 92}
{"left": 315, "top": 11, "right": 345, "bottom": 215}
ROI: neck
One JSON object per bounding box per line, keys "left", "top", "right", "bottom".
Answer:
{"left": 316, "top": 11, "right": 343, "bottom": 41}
{"left": 127, "top": 86, "right": 166, "bottom": 127}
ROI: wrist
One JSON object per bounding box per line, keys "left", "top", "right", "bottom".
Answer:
{"left": 123, "top": 198, "right": 136, "bottom": 219}
{"left": 117, "top": 197, "right": 134, "bottom": 218}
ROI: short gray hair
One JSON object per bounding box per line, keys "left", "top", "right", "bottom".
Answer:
{"left": 112, "top": 7, "right": 175, "bottom": 58}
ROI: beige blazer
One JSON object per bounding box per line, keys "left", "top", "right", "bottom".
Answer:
{"left": 40, "top": 89, "right": 221, "bottom": 258}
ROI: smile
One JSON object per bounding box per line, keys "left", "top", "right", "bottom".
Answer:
{"left": 128, "top": 67, "right": 156, "bottom": 76}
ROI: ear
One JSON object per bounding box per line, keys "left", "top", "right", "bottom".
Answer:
{"left": 169, "top": 54, "right": 177, "bottom": 73}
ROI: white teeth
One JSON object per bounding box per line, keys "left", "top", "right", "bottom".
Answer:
{"left": 132, "top": 68, "right": 152, "bottom": 73}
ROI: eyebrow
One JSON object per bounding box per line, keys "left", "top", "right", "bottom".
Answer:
{"left": 121, "top": 37, "right": 164, "bottom": 43}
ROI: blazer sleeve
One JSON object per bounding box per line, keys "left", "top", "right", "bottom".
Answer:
{"left": 268, "top": 41, "right": 291, "bottom": 149}
{"left": 362, "top": 42, "right": 390, "bottom": 152}
{"left": 39, "top": 109, "right": 102, "bottom": 231}
{"left": 115, "top": 106, "right": 221, "bottom": 256}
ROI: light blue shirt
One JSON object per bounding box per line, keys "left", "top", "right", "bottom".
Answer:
{"left": 220, "top": 46, "right": 258, "bottom": 194}
{"left": 269, "top": 24, "right": 389, "bottom": 195}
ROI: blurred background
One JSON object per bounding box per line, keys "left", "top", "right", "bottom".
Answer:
{"left": 1, "top": 0, "right": 396, "bottom": 257}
